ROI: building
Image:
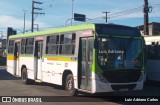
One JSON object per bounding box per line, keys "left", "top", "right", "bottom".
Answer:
{"left": 0, "top": 39, "right": 7, "bottom": 56}
{"left": 137, "top": 22, "right": 160, "bottom": 35}
{"left": 0, "top": 39, "right": 7, "bottom": 49}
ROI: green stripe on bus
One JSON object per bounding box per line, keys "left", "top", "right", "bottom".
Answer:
{"left": 9, "top": 24, "right": 95, "bottom": 39}
{"left": 19, "top": 55, "right": 34, "bottom": 57}
{"left": 93, "top": 49, "right": 103, "bottom": 73}
{"left": 98, "top": 34, "right": 142, "bottom": 39}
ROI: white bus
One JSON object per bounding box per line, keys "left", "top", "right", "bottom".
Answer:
{"left": 144, "top": 36, "right": 160, "bottom": 82}
{"left": 7, "top": 24, "right": 145, "bottom": 95}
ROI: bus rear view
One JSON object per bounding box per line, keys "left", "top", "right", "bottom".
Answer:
{"left": 92, "top": 24, "right": 145, "bottom": 92}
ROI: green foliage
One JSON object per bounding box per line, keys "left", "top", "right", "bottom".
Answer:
{"left": 0, "top": 57, "right": 6, "bottom": 66}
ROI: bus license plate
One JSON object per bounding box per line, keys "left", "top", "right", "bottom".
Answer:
{"left": 119, "top": 88, "right": 128, "bottom": 92}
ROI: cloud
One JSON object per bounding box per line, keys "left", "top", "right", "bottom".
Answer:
{"left": 0, "top": 15, "right": 25, "bottom": 28}
{"left": 0, "top": 15, "right": 50, "bottom": 34}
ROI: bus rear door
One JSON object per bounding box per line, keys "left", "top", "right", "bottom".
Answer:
{"left": 34, "top": 41, "right": 43, "bottom": 80}
{"left": 14, "top": 42, "right": 20, "bottom": 76}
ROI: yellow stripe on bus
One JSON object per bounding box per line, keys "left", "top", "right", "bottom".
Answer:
{"left": 7, "top": 55, "right": 77, "bottom": 62}
{"left": 47, "top": 58, "right": 76, "bottom": 62}
{"left": 7, "top": 55, "right": 15, "bottom": 60}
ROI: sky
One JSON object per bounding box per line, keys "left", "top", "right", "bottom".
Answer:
{"left": 0, "top": 0, "right": 160, "bottom": 37}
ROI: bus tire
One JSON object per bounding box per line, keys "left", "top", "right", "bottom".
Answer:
{"left": 65, "top": 74, "right": 78, "bottom": 96}
{"left": 21, "top": 68, "right": 30, "bottom": 84}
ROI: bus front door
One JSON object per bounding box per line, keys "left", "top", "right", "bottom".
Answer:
{"left": 14, "top": 43, "right": 20, "bottom": 76}
{"left": 79, "top": 37, "right": 93, "bottom": 91}
{"left": 34, "top": 41, "right": 43, "bottom": 80}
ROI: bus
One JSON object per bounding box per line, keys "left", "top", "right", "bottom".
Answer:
{"left": 7, "top": 23, "right": 145, "bottom": 96}
{"left": 144, "top": 36, "right": 160, "bottom": 82}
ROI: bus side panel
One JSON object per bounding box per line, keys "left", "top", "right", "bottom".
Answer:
{"left": 7, "top": 59, "right": 15, "bottom": 75}
{"left": 47, "top": 61, "right": 64, "bottom": 85}
{"left": 7, "top": 54, "right": 15, "bottom": 75}
{"left": 41, "top": 58, "right": 51, "bottom": 83}
{"left": 18, "top": 57, "right": 23, "bottom": 77}
{"left": 70, "top": 62, "right": 78, "bottom": 89}
{"left": 147, "top": 60, "right": 160, "bottom": 81}
{"left": 42, "top": 59, "right": 78, "bottom": 87}
{"left": 19, "top": 57, "right": 35, "bottom": 80}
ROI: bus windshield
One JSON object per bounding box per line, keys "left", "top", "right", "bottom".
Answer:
{"left": 97, "top": 36, "right": 143, "bottom": 70}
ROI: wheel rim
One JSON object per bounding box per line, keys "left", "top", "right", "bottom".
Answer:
{"left": 67, "top": 78, "right": 73, "bottom": 91}
{"left": 22, "top": 71, "right": 26, "bottom": 81}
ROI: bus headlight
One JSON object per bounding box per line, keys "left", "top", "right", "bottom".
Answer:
{"left": 97, "top": 74, "right": 108, "bottom": 83}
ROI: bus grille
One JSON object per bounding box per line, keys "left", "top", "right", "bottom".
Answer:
{"left": 111, "top": 84, "right": 137, "bottom": 91}
{"left": 102, "top": 70, "right": 141, "bottom": 83}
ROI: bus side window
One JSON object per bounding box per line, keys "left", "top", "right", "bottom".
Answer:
{"left": 21, "top": 39, "right": 26, "bottom": 54}
{"left": 8, "top": 40, "right": 14, "bottom": 54}
{"left": 25, "top": 38, "right": 34, "bottom": 54}
{"left": 148, "top": 45, "right": 155, "bottom": 59}
{"left": 59, "top": 33, "right": 76, "bottom": 55}
{"left": 59, "top": 34, "right": 64, "bottom": 54}
{"left": 63, "top": 34, "right": 72, "bottom": 55}
{"left": 155, "top": 42, "right": 160, "bottom": 59}
{"left": 46, "top": 35, "right": 59, "bottom": 54}
{"left": 72, "top": 34, "right": 76, "bottom": 54}
{"left": 72, "top": 34, "right": 76, "bottom": 43}
{"left": 147, "top": 42, "right": 159, "bottom": 60}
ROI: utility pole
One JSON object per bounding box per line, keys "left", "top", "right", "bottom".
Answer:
{"left": 23, "top": 10, "right": 27, "bottom": 33}
{"left": 31, "top": 0, "right": 44, "bottom": 32}
{"left": 102, "top": 11, "right": 110, "bottom": 23}
{"left": 71, "top": 0, "right": 74, "bottom": 25}
{"left": 144, "top": 0, "right": 149, "bottom": 35}
{"left": 34, "top": 24, "right": 39, "bottom": 31}
{"left": 0, "top": 31, "right": 3, "bottom": 39}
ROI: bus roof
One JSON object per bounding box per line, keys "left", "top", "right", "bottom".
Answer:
{"left": 144, "top": 35, "right": 160, "bottom": 42}
{"left": 144, "top": 35, "right": 160, "bottom": 40}
{"left": 9, "top": 24, "right": 95, "bottom": 39}
{"left": 9, "top": 23, "right": 140, "bottom": 39}
{"left": 144, "top": 35, "right": 160, "bottom": 38}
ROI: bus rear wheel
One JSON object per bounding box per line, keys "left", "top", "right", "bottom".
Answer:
{"left": 21, "top": 68, "right": 30, "bottom": 84}
{"left": 65, "top": 74, "right": 78, "bottom": 96}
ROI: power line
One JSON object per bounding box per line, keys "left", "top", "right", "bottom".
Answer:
{"left": 67, "top": 3, "right": 160, "bottom": 27}
{"left": 42, "top": 0, "right": 55, "bottom": 10}
{"left": 82, "top": 6, "right": 143, "bottom": 23}
{"left": 2, "top": 1, "right": 158, "bottom": 32}
{"left": 39, "top": 2, "right": 160, "bottom": 30}
{"left": 85, "top": 3, "right": 160, "bottom": 22}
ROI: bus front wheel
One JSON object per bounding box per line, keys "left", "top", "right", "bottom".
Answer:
{"left": 65, "top": 74, "right": 78, "bottom": 96}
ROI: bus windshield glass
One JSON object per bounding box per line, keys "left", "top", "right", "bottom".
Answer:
{"left": 97, "top": 36, "right": 143, "bottom": 70}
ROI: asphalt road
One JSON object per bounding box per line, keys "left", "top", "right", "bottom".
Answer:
{"left": 0, "top": 66, "right": 160, "bottom": 105}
